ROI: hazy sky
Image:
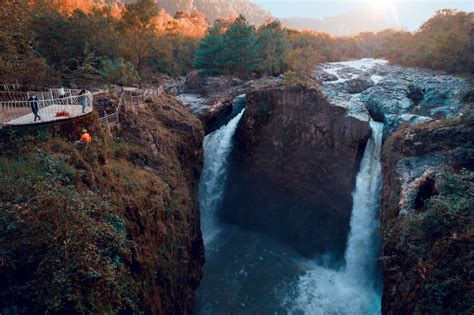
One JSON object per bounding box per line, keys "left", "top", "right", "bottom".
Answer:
{"left": 253, "top": 0, "right": 473, "bottom": 30}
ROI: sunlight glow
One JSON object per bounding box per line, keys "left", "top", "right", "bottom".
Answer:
{"left": 366, "top": 0, "right": 401, "bottom": 27}
{"left": 366, "top": 0, "right": 395, "bottom": 10}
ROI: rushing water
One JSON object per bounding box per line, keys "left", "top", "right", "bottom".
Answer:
{"left": 198, "top": 109, "right": 245, "bottom": 246}
{"left": 196, "top": 113, "right": 384, "bottom": 313}
{"left": 290, "top": 120, "right": 384, "bottom": 314}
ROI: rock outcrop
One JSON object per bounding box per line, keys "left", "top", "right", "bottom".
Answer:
{"left": 380, "top": 118, "right": 474, "bottom": 314}
{"left": 177, "top": 72, "right": 283, "bottom": 133}
{"left": 316, "top": 59, "right": 470, "bottom": 135}
{"left": 221, "top": 84, "right": 371, "bottom": 257}
{"left": 0, "top": 94, "right": 205, "bottom": 314}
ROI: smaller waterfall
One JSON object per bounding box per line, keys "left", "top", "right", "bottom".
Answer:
{"left": 291, "top": 120, "right": 384, "bottom": 314}
{"left": 199, "top": 109, "right": 245, "bottom": 246}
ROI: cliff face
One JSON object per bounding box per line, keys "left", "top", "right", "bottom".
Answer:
{"left": 380, "top": 119, "right": 474, "bottom": 314}
{"left": 222, "top": 85, "right": 371, "bottom": 257}
{"left": 0, "top": 94, "right": 205, "bottom": 314}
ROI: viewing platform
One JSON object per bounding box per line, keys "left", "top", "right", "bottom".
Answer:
{"left": 0, "top": 87, "right": 93, "bottom": 128}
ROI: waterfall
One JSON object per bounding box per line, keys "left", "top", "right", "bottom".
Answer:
{"left": 291, "top": 120, "right": 384, "bottom": 314}
{"left": 198, "top": 109, "right": 245, "bottom": 246}
{"left": 344, "top": 120, "right": 384, "bottom": 286}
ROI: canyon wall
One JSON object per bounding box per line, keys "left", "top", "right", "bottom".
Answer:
{"left": 0, "top": 94, "right": 205, "bottom": 314}
{"left": 222, "top": 85, "right": 371, "bottom": 257}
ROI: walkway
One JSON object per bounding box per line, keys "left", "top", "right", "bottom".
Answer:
{"left": 0, "top": 88, "right": 93, "bottom": 127}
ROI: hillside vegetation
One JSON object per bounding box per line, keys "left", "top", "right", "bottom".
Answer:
{"left": 1, "top": 1, "right": 471, "bottom": 89}
{"left": 0, "top": 95, "right": 205, "bottom": 314}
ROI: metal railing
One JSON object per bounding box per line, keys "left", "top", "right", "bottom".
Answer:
{"left": 99, "top": 86, "right": 163, "bottom": 132}
{"left": 0, "top": 88, "right": 93, "bottom": 127}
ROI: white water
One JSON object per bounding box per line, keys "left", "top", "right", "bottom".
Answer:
{"left": 198, "top": 109, "right": 245, "bottom": 246}
{"left": 291, "top": 120, "right": 384, "bottom": 314}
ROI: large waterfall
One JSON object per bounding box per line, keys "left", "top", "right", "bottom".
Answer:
{"left": 198, "top": 109, "right": 245, "bottom": 246}
{"left": 292, "top": 120, "right": 384, "bottom": 314}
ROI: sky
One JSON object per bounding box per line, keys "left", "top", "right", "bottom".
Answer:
{"left": 253, "top": 0, "right": 474, "bottom": 30}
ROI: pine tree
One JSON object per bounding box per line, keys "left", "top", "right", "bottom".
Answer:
{"left": 221, "top": 15, "right": 261, "bottom": 77}
{"left": 99, "top": 57, "right": 139, "bottom": 94}
{"left": 193, "top": 24, "right": 224, "bottom": 76}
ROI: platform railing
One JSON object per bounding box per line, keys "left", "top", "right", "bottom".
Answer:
{"left": 0, "top": 89, "right": 93, "bottom": 127}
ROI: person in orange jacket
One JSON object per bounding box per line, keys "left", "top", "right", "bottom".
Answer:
{"left": 78, "top": 128, "right": 92, "bottom": 143}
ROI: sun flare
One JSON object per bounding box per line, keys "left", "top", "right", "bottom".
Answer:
{"left": 367, "top": 0, "right": 395, "bottom": 10}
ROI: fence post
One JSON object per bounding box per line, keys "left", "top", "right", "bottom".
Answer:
{"left": 105, "top": 112, "right": 111, "bottom": 135}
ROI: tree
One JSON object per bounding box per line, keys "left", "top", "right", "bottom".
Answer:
{"left": 256, "top": 20, "right": 290, "bottom": 75}
{"left": 221, "top": 15, "right": 261, "bottom": 77}
{"left": 119, "top": 0, "right": 160, "bottom": 82}
{"left": 193, "top": 23, "right": 224, "bottom": 76}
{"left": 67, "top": 50, "right": 100, "bottom": 88}
{"left": 99, "top": 57, "right": 139, "bottom": 94}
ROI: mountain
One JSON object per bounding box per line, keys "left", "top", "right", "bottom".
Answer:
{"left": 103, "top": 0, "right": 272, "bottom": 25}
{"left": 281, "top": 10, "right": 402, "bottom": 36}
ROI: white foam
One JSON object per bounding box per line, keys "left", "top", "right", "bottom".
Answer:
{"left": 371, "top": 75, "right": 384, "bottom": 84}
{"left": 199, "top": 110, "right": 245, "bottom": 246}
{"left": 291, "top": 120, "right": 384, "bottom": 315}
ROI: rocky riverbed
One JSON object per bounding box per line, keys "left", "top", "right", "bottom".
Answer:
{"left": 315, "top": 58, "right": 471, "bottom": 134}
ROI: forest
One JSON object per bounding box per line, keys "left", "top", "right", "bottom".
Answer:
{"left": 1, "top": 0, "right": 472, "bottom": 87}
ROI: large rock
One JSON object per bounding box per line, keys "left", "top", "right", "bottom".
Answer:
{"left": 221, "top": 84, "right": 371, "bottom": 257}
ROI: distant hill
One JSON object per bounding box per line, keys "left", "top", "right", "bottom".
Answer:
{"left": 103, "top": 0, "right": 272, "bottom": 25}
{"left": 281, "top": 10, "right": 402, "bottom": 36}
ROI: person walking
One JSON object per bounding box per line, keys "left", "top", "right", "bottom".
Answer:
{"left": 29, "top": 95, "right": 41, "bottom": 122}
{"left": 78, "top": 90, "right": 87, "bottom": 113}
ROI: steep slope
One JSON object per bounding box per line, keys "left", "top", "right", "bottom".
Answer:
{"left": 0, "top": 94, "right": 205, "bottom": 314}
{"left": 160, "top": 0, "right": 271, "bottom": 24}
{"left": 103, "top": 0, "right": 271, "bottom": 25}
{"left": 380, "top": 116, "right": 474, "bottom": 314}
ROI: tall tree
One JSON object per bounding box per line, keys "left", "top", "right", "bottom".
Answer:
{"left": 193, "top": 23, "right": 224, "bottom": 76}
{"left": 256, "top": 20, "right": 290, "bottom": 75}
{"left": 221, "top": 15, "right": 260, "bottom": 77}
{"left": 120, "top": 0, "right": 159, "bottom": 81}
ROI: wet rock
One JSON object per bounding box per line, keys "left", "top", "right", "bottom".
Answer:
{"left": 406, "top": 84, "right": 424, "bottom": 103}
{"left": 317, "top": 59, "right": 470, "bottom": 134}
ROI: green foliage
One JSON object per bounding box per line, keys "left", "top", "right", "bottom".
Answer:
{"left": 256, "top": 20, "right": 290, "bottom": 75}
{"left": 194, "top": 15, "right": 262, "bottom": 77}
{"left": 193, "top": 24, "right": 225, "bottom": 76}
{"left": 99, "top": 57, "right": 139, "bottom": 89}
{"left": 382, "top": 170, "right": 474, "bottom": 314}
{"left": 221, "top": 15, "right": 261, "bottom": 77}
